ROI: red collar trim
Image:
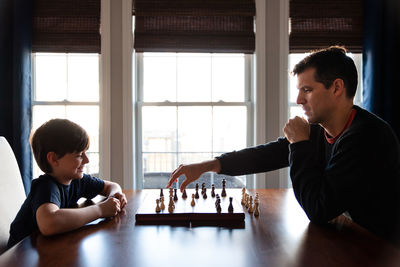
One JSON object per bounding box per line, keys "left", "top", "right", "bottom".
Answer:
{"left": 325, "top": 108, "right": 357, "bottom": 144}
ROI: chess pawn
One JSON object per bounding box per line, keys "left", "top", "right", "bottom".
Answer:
{"left": 168, "top": 203, "right": 174, "bottom": 213}
{"left": 248, "top": 196, "right": 254, "bottom": 213}
{"left": 211, "top": 184, "right": 216, "bottom": 197}
{"left": 203, "top": 188, "right": 207, "bottom": 199}
{"left": 254, "top": 202, "right": 260, "bottom": 217}
{"left": 242, "top": 187, "right": 246, "bottom": 195}
{"left": 221, "top": 178, "right": 227, "bottom": 197}
{"left": 169, "top": 196, "right": 175, "bottom": 209}
{"left": 216, "top": 202, "right": 222, "bottom": 213}
{"left": 191, "top": 194, "right": 195, "bottom": 207}
{"left": 228, "top": 197, "right": 234, "bottom": 213}
{"left": 182, "top": 189, "right": 187, "bottom": 199}
{"left": 155, "top": 199, "right": 161, "bottom": 213}
{"left": 195, "top": 186, "right": 200, "bottom": 199}
{"left": 160, "top": 197, "right": 165, "bottom": 210}
{"left": 201, "top": 183, "right": 205, "bottom": 195}
{"left": 241, "top": 192, "right": 245, "bottom": 205}
{"left": 160, "top": 188, "right": 164, "bottom": 197}
{"left": 169, "top": 188, "right": 173, "bottom": 198}
{"left": 173, "top": 188, "right": 178, "bottom": 202}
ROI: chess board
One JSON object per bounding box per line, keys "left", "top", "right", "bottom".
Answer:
{"left": 135, "top": 189, "right": 245, "bottom": 226}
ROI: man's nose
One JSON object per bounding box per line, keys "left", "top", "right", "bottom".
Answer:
{"left": 296, "top": 91, "right": 304, "bottom": 105}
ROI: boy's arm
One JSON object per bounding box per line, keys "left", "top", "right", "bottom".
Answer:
{"left": 101, "top": 181, "right": 127, "bottom": 209}
{"left": 36, "top": 198, "right": 120, "bottom": 236}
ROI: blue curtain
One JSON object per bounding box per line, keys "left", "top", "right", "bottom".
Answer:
{"left": 0, "top": 0, "right": 33, "bottom": 195}
{"left": 363, "top": 0, "right": 400, "bottom": 139}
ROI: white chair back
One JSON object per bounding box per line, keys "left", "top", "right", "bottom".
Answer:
{"left": 0, "top": 137, "right": 26, "bottom": 254}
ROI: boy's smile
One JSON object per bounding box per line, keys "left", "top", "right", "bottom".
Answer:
{"left": 49, "top": 150, "right": 89, "bottom": 185}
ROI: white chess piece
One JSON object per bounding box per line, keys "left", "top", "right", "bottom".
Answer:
{"left": 160, "top": 197, "right": 165, "bottom": 210}
{"left": 191, "top": 194, "right": 195, "bottom": 207}
{"left": 155, "top": 199, "right": 161, "bottom": 213}
{"left": 248, "top": 196, "right": 254, "bottom": 213}
{"left": 254, "top": 201, "right": 260, "bottom": 217}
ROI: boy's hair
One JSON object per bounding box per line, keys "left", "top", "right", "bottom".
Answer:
{"left": 292, "top": 46, "right": 358, "bottom": 98}
{"left": 30, "top": 119, "right": 89, "bottom": 173}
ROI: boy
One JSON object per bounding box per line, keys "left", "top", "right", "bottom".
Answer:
{"left": 7, "top": 119, "right": 127, "bottom": 248}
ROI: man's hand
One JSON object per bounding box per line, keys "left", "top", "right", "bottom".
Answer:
{"left": 283, "top": 116, "right": 310, "bottom": 144}
{"left": 166, "top": 159, "right": 221, "bottom": 192}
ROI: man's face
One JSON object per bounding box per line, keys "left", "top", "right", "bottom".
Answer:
{"left": 296, "top": 68, "right": 335, "bottom": 124}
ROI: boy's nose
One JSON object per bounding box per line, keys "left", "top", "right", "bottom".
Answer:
{"left": 83, "top": 153, "right": 90, "bottom": 164}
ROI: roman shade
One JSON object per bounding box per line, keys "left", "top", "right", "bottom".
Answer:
{"left": 133, "top": 0, "right": 256, "bottom": 53}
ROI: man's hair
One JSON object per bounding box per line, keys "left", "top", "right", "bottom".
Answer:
{"left": 292, "top": 46, "right": 358, "bottom": 98}
{"left": 30, "top": 119, "right": 89, "bottom": 173}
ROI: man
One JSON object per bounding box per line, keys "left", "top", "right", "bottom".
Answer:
{"left": 167, "top": 46, "right": 400, "bottom": 244}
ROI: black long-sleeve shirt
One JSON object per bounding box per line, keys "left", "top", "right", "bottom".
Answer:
{"left": 217, "top": 106, "right": 400, "bottom": 243}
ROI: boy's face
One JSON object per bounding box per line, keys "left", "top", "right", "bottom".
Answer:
{"left": 54, "top": 150, "right": 89, "bottom": 180}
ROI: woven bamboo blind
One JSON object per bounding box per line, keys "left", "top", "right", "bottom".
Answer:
{"left": 133, "top": 0, "right": 255, "bottom": 53}
{"left": 289, "top": 0, "right": 363, "bottom": 53}
{"left": 32, "top": 0, "right": 100, "bottom": 53}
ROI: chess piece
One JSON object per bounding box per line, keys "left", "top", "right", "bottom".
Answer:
{"left": 191, "top": 194, "right": 195, "bottom": 207}
{"left": 201, "top": 183, "right": 205, "bottom": 194}
{"left": 221, "top": 178, "right": 227, "bottom": 197}
{"left": 203, "top": 188, "right": 207, "bottom": 199}
{"left": 174, "top": 188, "right": 178, "bottom": 202}
{"left": 169, "top": 188, "right": 173, "bottom": 198}
{"left": 160, "top": 188, "right": 164, "bottom": 197}
{"left": 168, "top": 196, "right": 175, "bottom": 209}
{"left": 216, "top": 202, "right": 222, "bottom": 213}
{"left": 182, "top": 189, "right": 187, "bottom": 199}
{"left": 254, "top": 202, "right": 260, "bottom": 217}
{"left": 160, "top": 197, "right": 165, "bottom": 210}
{"left": 228, "top": 197, "right": 234, "bottom": 213}
{"left": 155, "top": 199, "right": 161, "bottom": 213}
{"left": 195, "top": 185, "right": 200, "bottom": 199}
{"left": 245, "top": 194, "right": 250, "bottom": 209}
{"left": 168, "top": 204, "right": 174, "bottom": 213}
{"left": 211, "top": 184, "right": 216, "bottom": 197}
{"left": 241, "top": 188, "right": 246, "bottom": 204}
{"left": 248, "top": 196, "right": 254, "bottom": 213}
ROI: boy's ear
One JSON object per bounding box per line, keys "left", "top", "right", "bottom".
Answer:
{"left": 47, "top": 152, "right": 59, "bottom": 167}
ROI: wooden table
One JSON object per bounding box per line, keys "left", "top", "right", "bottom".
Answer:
{"left": 1, "top": 189, "right": 400, "bottom": 267}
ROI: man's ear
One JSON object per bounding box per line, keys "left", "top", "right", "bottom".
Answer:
{"left": 47, "top": 152, "right": 59, "bottom": 167}
{"left": 332, "top": 78, "right": 345, "bottom": 96}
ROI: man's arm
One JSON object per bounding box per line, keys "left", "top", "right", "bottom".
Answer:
{"left": 36, "top": 198, "right": 121, "bottom": 236}
{"left": 166, "top": 159, "right": 221, "bottom": 191}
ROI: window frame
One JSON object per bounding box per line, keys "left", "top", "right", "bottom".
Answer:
{"left": 133, "top": 52, "right": 255, "bottom": 189}
{"left": 31, "top": 52, "right": 101, "bottom": 177}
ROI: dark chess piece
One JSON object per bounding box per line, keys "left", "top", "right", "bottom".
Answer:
{"left": 174, "top": 188, "right": 178, "bottom": 201}
{"left": 211, "top": 184, "right": 215, "bottom": 197}
{"left": 195, "top": 186, "right": 200, "bottom": 199}
{"left": 228, "top": 197, "right": 234, "bottom": 213}
{"left": 160, "top": 188, "right": 164, "bottom": 197}
{"left": 203, "top": 188, "right": 207, "bottom": 199}
{"left": 216, "top": 202, "right": 222, "bottom": 213}
{"left": 182, "top": 189, "right": 187, "bottom": 199}
{"left": 221, "top": 178, "right": 227, "bottom": 197}
{"left": 201, "top": 183, "right": 205, "bottom": 195}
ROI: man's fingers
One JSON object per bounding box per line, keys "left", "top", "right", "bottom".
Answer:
{"left": 180, "top": 179, "right": 190, "bottom": 192}
{"left": 166, "top": 169, "right": 184, "bottom": 188}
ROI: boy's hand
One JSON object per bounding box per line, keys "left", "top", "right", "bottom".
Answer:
{"left": 113, "top": 192, "right": 127, "bottom": 209}
{"left": 99, "top": 197, "right": 121, "bottom": 218}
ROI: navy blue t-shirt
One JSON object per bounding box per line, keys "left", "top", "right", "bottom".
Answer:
{"left": 7, "top": 174, "right": 105, "bottom": 248}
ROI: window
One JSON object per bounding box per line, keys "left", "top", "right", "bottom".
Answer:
{"left": 288, "top": 53, "right": 363, "bottom": 118}
{"left": 135, "top": 53, "right": 252, "bottom": 189}
{"left": 32, "top": 53, "right": 100, "bottom": 178}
